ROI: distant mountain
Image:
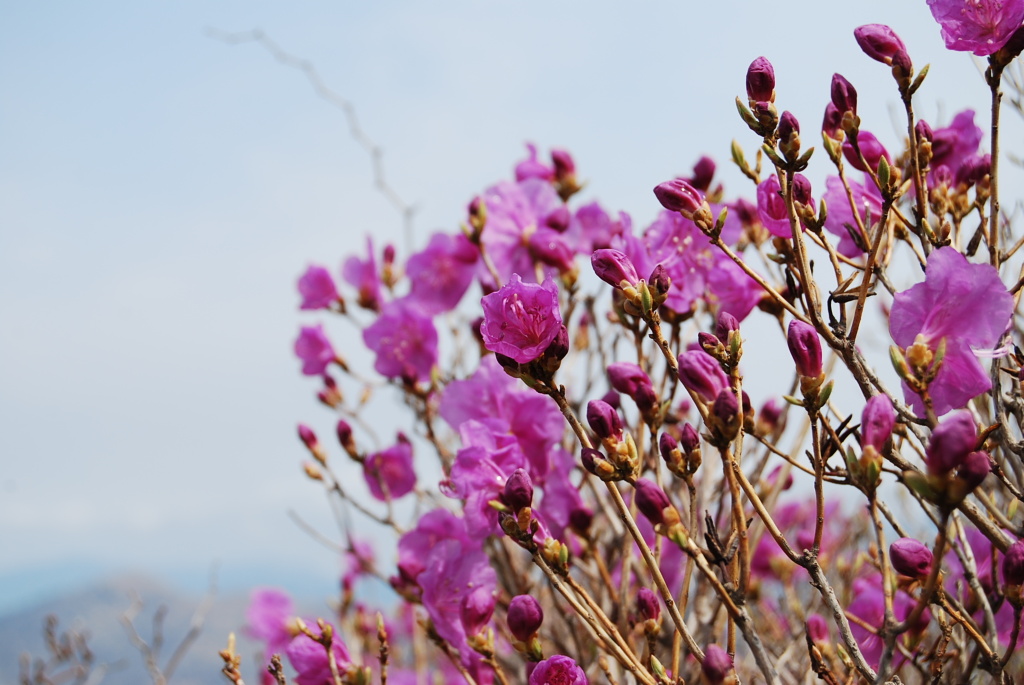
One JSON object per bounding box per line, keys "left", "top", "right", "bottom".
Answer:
{"left": 0, "top": 573, "right": 340, "bottom": 685}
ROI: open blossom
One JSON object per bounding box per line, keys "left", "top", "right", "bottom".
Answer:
{"left": 363, "top": 299, "right": 439, "bottom": 384}
{"left": 480, "top": 274, "right": 563, "bottom": 364}
{"left": 529, "top": 655, "right": 587, "bottom": 685}
{"left": 477, "top": 178, "right": 566, "bottom": 285}
{"left": 363, "top": 437, "right": 416, "bottom": 501}
{"left": 927, "top": 0, "right": 1024, "bottom": 55}
{"left": 294, "top": 324, "right": 336, "bottom": 376}
{"left": 928, "top": 110, "right": 984, "bottom": 182}
{"left": 285, "top": 623, "right": 352, "bottom": 685}
{"left": 405, "top": 232, "right": 478, "bottom": 314}
{"left": 890, "top": 247, "right": 1013, "bottom": 416}
{"left": 756, "top": 174, "right": 813, "bottom": 237}
{"left": 246, "top": 588, "right": 294, "bottom": 656}
{"left": 297, "top": 265, "right": 339, "bottom": 310}
{"left": 343, "top": 237, "right": 383, "bottom": 311}
{"left": 822, "top": 174, "right": 882, "bottom": 257}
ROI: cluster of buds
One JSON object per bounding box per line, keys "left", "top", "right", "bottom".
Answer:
{"left": 905, "top": 411, "right": 991, "bottom": 507}
{"left": 607, "top": 362, "right": 660, "bottom": 425}
{"left": 659, "top": 423, "right": 702, "bottom": 479}
{"left": 583, "top": 400, "right": 641, "bottom": 480}
{"left": 698, "top": 312, "right": 743, "bottom": 374}
{"left": 591, "top": 249, "right": 670, "bottom": 320}
{"left": 737, "top": 56, "right": 778, "bottom": 138}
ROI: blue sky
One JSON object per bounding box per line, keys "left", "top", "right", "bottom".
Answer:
{"left": 0, "top": 1, "right": 1014, "bottom": 613}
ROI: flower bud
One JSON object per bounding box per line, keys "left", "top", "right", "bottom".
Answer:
{"left": 515, "top": 143, "right": 554, "bottom": 182}
{"left": 679, "top": 423, "right": 700, "bottom": 453}
{"left": 689, "top": 156, "right": 716, "bottom": 192}
{"left": 957, "top": 450, "right": 991, "bottom": 491}
{"left": 926, "top": 411, "right": 977, "bottom": 476}
{"left": 787, "top": 320, "right": 823, "bottom": 378}
{"left": 336, "top": 419, "right": 356, "bottom": 454}
{"left": 659, "top": 431, "right": 680, "bottom": 462}
{"left": 544, "top": 205, "right": 571, "bottom": 233}
{"left": 507, "top": 595, "right": 544, "bottom": 642}
{"left": 504, "top": 468, "right": 534, "bottom": 512}
{"left": 806, "top": 613, "right": 830, "bottom": 644}
{"left": 592, "top": 249, "right": 640, "bottom": 289}
{"left": 569, "top": 505, "right": 593, "bottom": 533}
{"left": 701, "top": 644, "right": 735, "bottom": 685}
{"left": 677, "top": 349, "right": 728, "bottom": 402}
{"left": 861, "top": 394, "right": 896, "bottom": 453}
{"left": 792, "top": 174, "right": 813, "bottom": 206}
{"left": 915, "top": 119, "right": 934, "bottom": 144}
{"left": 822, "top": 102, "right": 843, "bottom": 139}
{"left": 746, "top": 56, "right": 775, "bottom": 102}
{"left": 715, "top": 312, "right": 740, "bottom": 343}
{"left": 854, "top": 24, "right": 908, "bottom": 65}
{"left": 298, "top": 424, "right": 319, "bottom": 451}
{"left": 634, "top": 478, "right": 672, "bottom": 527}
{"left": 890, "top": 537, "right": 933, "bottom": 578}
{"left": 842, "top": 130, "right": 891, "bottom": 173}
{"left": 636, "top": 587, "right": 661, "bottom": 622}
{"left": 648, "top": 264, "right": 671, "bottom": 297}
{"left": 955, "top": 154, "right": 992, "bottom": 188}
{"left": 654, "top": 178, "right": 703, "bottom": 215}
{"left": 1003, "top": 540, "right": 1024, "bottom": 586}
{"left": 830, "top": 73, "right": 858, "bottom": 115}
{"left": 607, "top": 362, "right": 657, "bottom": 413}
{"left": 710, "top": 389, "right": 741, "bottom": 443}
{"left": 587, "top": 400, "right": 623, "bottom": 440}
{"left": 551, "top": 148, "right": 576, "bottom": 181}
{"left": 778, "top": 111, "right": 801, "bottom": 158}
{"left": 460, "top": 586, "right": 496, "bottom": 637}
{"left": 757, "top": 398, "right": 785, "bottom": 436}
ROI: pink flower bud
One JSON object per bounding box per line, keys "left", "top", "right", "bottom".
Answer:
{"left": 587, "top": 400, "right": 623, "bottom": 440}
{"left": 508, "top": 594, "right": 544, "bottom": 641}
{"left": 678, "top": 349, "right": 728, "bottom": 402}
{"left": 842, "top": 130, "right": 891, "bottom": 173}
{"left": 758, "top": 399, "right": 785, "bottom": 434}
{"left": 854, "top": 24, "right": 909, "bottom": 65}
{"left": 634, "top": 478, "right": 671, "bottom": 527}
{"left": 715, "top": 312, "right": 740, "bottom": 342}
{"left": 915, "top": 119, "right": 934, "bottom": 143}
{"left": 958, "top": 450, "right": 991, "bottom": 491}
{"left": 648, "top": 264, "right": 671, "bottom": 296}
{"left": 654, "top": 178, "right": 703, "bottom": 215}
{"left": 712, "top": 388, "right": 740, "bottom": 428}
{"left": 926, "top": 411, "right": 977, "bottom": 475}
{"left": 792, "top": 174, "right": 813, "bottom": 206}
{"left": 580, "top": 447, "right": 603, "bottom": 475}
{"left": 503, "top": 468, "right": 534, "bottom": 512}
{"left": 551, "top": 148, "right": 576, "bottom": 180}
{"left": 861, "top": 394, "right": 896, "bottom": 452}
{"left": 569, "top": 505, "right": 593, "bottom": 533}
{"left": 890, "top": 537, "right": 933, "bottom": 578}
{"left": 544, "top": 206, "right": 571, "bottom": 232}
{"left": 659, "top": 432, "right": 679, "bottom": 461}
{"left": 460, "top": 586, "right": 496, "bottom": 637}
{"left": 746, "top": 56, "right": 775, "bottom": 102}
{"left": 955, "top": 154, "right": 992, "bottom": 188}
{"left": 701, "top": 644, "right": 735, "bottom": 685}
{"left": 679, "top": 423, "right": 700, "bottom": 453}
{"left": 807, "top": 613, "right": 830, "bottom": 644}
{"left": 636, "top": 587, "right": 661, "bottom": 622}
{"left": 591, "top": 249, "right": 640, "bottom": 289}
{"left": 778, "top": 110, "right": 800, "bottom": 148}
{"left": 298, "top": 424, "right": 319, "bottom": 451}
{"left": 831, "top": 73, "right": 858, "bottom": 115}
{"left": 688, "top": 156, "right": 716, "bottom": 192}
{"left": 1003, "top": 540, "right": 1024, "bottom": 586}
{"left": 607, "top": 362, "right": 657, "bottom": 412}
{"left": 787, "top": 320, "right": 823, "bottom": 378}
{"left": 822, "top": 102, "right": 843, "bottom": 138}
{"left": 515, "top": 142, "right": 554, "bottom": 182}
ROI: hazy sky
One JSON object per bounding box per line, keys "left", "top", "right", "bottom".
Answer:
{"left": 1, "top": 1, "right": 1017, "bottom": 614}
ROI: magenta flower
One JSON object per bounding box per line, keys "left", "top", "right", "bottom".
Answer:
{"left": 677, "top": 349, "right": 729, "bottom": 402}
{"left": 363, "top": 299, "right": 439, "bottom": 384}
{"left": 246, "top": 588, "right": 294, "bottom": 655}
{"left": 529, "top": 655, "right": 588, "bottom": 685}
{"left": 480, "top": 274, "right": 563, "bottom": 364}
{"left": 515, "top": 142, "right": 555, "bottom": 182}
{"left": 890, "top": 247, "right": 1013, "bottom": 416}
{"left": 848, "top": 574, "right": 930, "bottom": 669}
{"left": 822, "top": 174, "right": 881, "bottom": 256}
{"left": 757, "top": 174, "right": 812, "bottom": 237}
{"left": 294, "top": 324, "right": 336, "bottom": 376}
{"left": 928, "top": 110, "right": 984, "bottom": 182}
{"left": 566, "top": 202, "right": 629, "bottom": 253}
{"left": 843, "top": 130, "right": 892, "bottom": 173}
{"left": 477, "top": 178, "right": 564, "bottom": 285}
{"left": 591, "top": 249, "right": 640, "bottom": 289}
{"left": 926, "top": 410, "right": 978, "bottom": 475}
{"left": 406, "top": 232, "right": 478, "bottom": 314}
{"left": 394, "top": 508, "right": 468, "bottom": 588}
{"left": 343, "top": 237, "right": 383, "bottom": 311}
{"left": 927, "top": 0, "right": 1024, "bottom": 55}
{"left": 285, "top": 623, "right": 352, "bottom": 685}
{"left": 363, "top": 438, "right": 416, "bottom": 501}
{"left": 297, "top": 265, "right": 339, "bottom": 310}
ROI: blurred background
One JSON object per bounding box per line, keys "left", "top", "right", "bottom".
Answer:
{"left": 1, "top": 0, "right": 1017, "bottom": 680}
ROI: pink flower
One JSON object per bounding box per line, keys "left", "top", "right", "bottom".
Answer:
{"left": 480, "top": 274, "right": 563, "bottom": 364}
{"left": 297, "top": 265, "right": 339, "bottom": 310}
{"left": 928, "top": 110, "right": 984, "bottom": 182}
{"left": 406, "top": 232, "right": 478, "bottom": 314}
{"left": 343, "top": 238, "right": 383, "bottom": 311}
{"left": 246, "top": 588, "right": 294, "bottom": 655}
{"left": 515, "top": 142, "right": 555, "bottom": 182}
{"left": 477, "top": 179, "right": 564, "bottom": 285}
{"left": 890, "top": 247, "right": 1013, "bottom": 416}
{"left": 294, "top": 324, "right": 336, "bottom": 376}
{"left": 362, "top": 299, "right": 439, "bottom": 383}
{"left": 822, "top": 174, "right": 882, "bottom": 257}
{"left": 284, "top": 623, "right": 352, "bottom": 685}
{"left": 927, "top": 0, "right": 1024, "bottom": 55}
{"left": 842, "top": 130, "right": 891, "bottom": 173}
{"left": 757, "top": 174, "right": 812, "bottom": 238}
{"left": 363, "top": 437, "right": 416, "bottom": 501}
{"left": 529, "top": 655, "right": 588, "bottom": 685}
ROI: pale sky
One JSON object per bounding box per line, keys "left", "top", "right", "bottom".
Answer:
{"left": 1, "top": 1, "right": 1016, "bottom": 613}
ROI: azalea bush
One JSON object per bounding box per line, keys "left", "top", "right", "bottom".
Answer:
{"left": 224, "top": 5, "right": 1024, "bottom": 685}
